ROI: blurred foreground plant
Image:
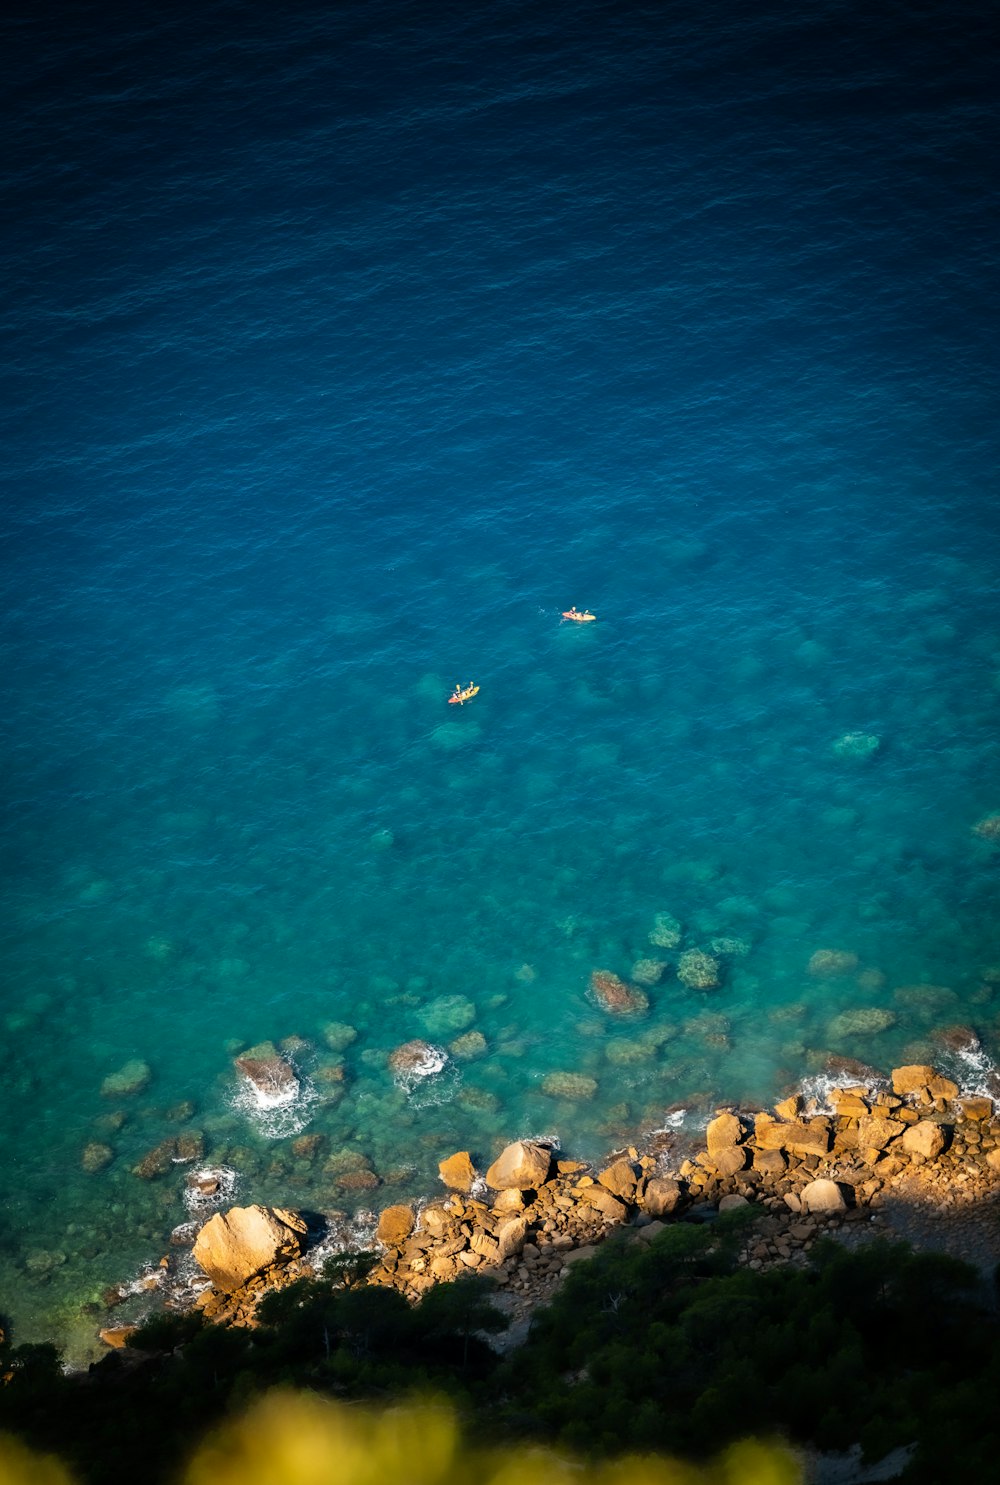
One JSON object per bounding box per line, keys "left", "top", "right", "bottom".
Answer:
{"left": 2, "top": 1392, "right": 801, "bottom": 1485}
{"left": 184, "top": 1392, "right": 800, "bottom": 1485}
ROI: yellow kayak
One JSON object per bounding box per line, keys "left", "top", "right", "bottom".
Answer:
{"left": 448, "top": 683, "right": 480, "bottom": 705}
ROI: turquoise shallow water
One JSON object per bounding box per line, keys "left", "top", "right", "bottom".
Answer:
{"left": 2, "top": 0, "right": 999, "bottom": 1355}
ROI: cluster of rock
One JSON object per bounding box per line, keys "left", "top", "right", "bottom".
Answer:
{"left": 103, "top": 1060, "right": 999, "bottom": 1345}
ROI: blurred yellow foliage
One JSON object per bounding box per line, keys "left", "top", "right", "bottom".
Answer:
{"left": 1, "top": 1394, "right": 803, "bottom": 1485}
{"left": 0, "top": 1434, "right": 76, "bottom": 1485}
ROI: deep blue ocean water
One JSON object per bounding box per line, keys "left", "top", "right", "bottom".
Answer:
{"left": 2, "top": 0, "right": 998, "bottom": 1356}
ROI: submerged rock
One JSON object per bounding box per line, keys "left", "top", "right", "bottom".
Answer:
{"left": 808, "top": 949, "right": 859, "bottom": 979}
{"left": 449, "top": 1030, "right": 487, "bottom": 1060}
{"left": 100, "top": 1060, "right": 151, "bottom": 1099}
{"left": 631, "top": 958, "right": 667, "bottom": 986}
{"left": 133, "top": 1139, "right": 178, "bottom": 1180}
{"left": 321, "top": 1021, "right": 358, "bottom": 1052}
{"left": 827, "top": 1008, "right": 897, "bottom": 1039}
{"left": 649, "top": 912, "right": 682, "bottom": 949}
{"left": 541, "top": 1071, "right": 598, "bottom": 1100}
{"left": 419, "top": 994, "right": 476, "bottom": 1037}
{"left": 677, "top": 950, "right": 721, "bottom": 991}
{"left": 832, "top": 731, "right": 880, "bottom": 759}
{"left": 81, "top": 1142, "right": 113, "bottom": 1174}
{"left": 192, "top": 1205, "right": 307, "bottom": 1293}
{"left": 590, "top": 970, "right": 649, "bottom": 1015}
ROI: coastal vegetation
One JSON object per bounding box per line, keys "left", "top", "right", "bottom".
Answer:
{"left": 2, "top": 1222, "right": 999, "bottom": 1484}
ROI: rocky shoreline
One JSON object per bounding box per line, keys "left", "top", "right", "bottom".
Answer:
{"left": 98, "top": 1054, "right": 1000, "bottom": 1350}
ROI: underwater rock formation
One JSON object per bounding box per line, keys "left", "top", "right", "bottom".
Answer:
{"left": 649, "top": 912, "right": 682, "bottom": 948}
{"left": 832, "top": 731, "right": 880, "bottom": 759}
{"left": 541, "top": 1071, "right": 599, "bottom": 1100}
{"left": 590, "top": 970, "right": 650, "bottom": 1015}
{"left": 808, "top": 949, "right": 859, "bottom": 978}
{"left": 676, "top": 949, "right": 721, "bottom": 991}
{"left": 100, "top": 1059, "right": 151, "bottom": 1098}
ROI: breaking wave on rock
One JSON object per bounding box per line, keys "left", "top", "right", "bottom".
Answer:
{"left": 231, "top": 1071, "right": 321, "bottom": 1139}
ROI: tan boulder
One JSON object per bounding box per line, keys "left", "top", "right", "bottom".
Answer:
{"left": 956, "top": 1097, "right": 993, "bottom": 1121}
{"left": 642, "top": 1177, "right": 682, "bottom": 1218}
{"left": 718, "top": 1194, "right": 750, "bottom": 1213}
{"left": 376, "top": 1205, "right": 415, "bottom": 1247}
{"left": 706, "top": 1112, "right": 744, "bottom": 1153}
{"left": 598, "top": 1158, "right": 638, "bottom": 1201}
{"left": 419, "top": 1205, "right": 453, "bottom": 1236}
{"left": 774, "top": 1095, "right": 801, "bottom": 1120}
{"left": 496, "top": 1216, "right": 528, "bottom": 1261}
{"left": 582, "top": 1187, "right": 627, "bottom": 1223}
{"left": 99, "top": 1325, "right": 138, "bottom": 1349}
{"left": 800, "top": 1178, "right": 848, "bottom": 1215}
{"left": 829, "top": 1089, "right": 870, "bottom": 1117}
{"left": 901, "top": 1121, "right": 946, "bottom": 1160}
{"left": 192, "top": 1205, "right": 307, "bottom": 1293}
{"left": 753, "top": 1115, "right": 830, "bottom": 1156}
{"left": 485, "top": 1140, "right": 551, "bottom": 1190}
{"left": 470, "top": 1230, "right": 500, "bottom": 1262}
{"left": 986, "top": 1149, "right": 1000, "bottom": 1173}
{"left": 752, "top": 1148, "right": 786, "bottom": 1175}
{"left": 492, "top": 1188, "right": 525, "bottom": 1215}
{"left": 891, "top": 1064, "right": 935, "bottom": 1095}
{"left": 856, "top": 1116, "right": 905, "bottom": 1151}
{"left": 926, "top": 1073, "right": 959, "bottom": 1100}
{"left": 438, "top": 1151, "right": 476, "bottom": 1191}
{"left": 711, "top": 1146, "right": 747, "bottom": 1178}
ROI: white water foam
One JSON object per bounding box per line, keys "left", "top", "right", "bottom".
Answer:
{"left": 182, "top": 1164, "right": 239, "bottom": 1214}
{"left": 231, "top": 1072, "right": 320, "bottom": 1139}
{"left": 938, "top": 1033, "right": 999, "bottom": 1100}
{"left": 308, "top": 1210, "right": 380, "bottom": 1270}
{"left": 391, "top": 1043, "right": 449, "bottom": 1093}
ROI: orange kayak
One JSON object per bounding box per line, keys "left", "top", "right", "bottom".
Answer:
{"left": 448, "top": 683, "right": 480, "bottom": 705}
{"left": 562, "top": 608, "right": 596, "bottom": 622}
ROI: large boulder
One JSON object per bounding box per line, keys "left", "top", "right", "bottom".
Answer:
{"left": 753, "top": 1115, "right": 830, "bottom": 1157}
{"left": 901, "top": 1121, "right": 946, "bottom": 1160}
{"left": 800, "top": 1179, "right": 848, "bottom": 1215}
{"left": 582, "top": 1187, "right": 628, "bottom": 1223}
{"left": 891, "top": 1064, "right": 935, "bottom": 1095}
{"left": 438, "top": 1151, "right": 477, "bottom": 1191}
{"left": 706, "top": 1112, "right": 744, "bottom": 1154}
{"left": 192, "top": 1205, "right": 307, "bottom": 1292}
{"left": 598, "top": 1158, "right": 638, "bottom": 1201}
{"left": 710, "top": 1146, "right": 747, "bottom": 1178}
{"left": 485, "top": 1140, "right": 552, "bottom": 1191}
{"left": 376, "top": 1205, "right": 415, "bottom": 1247}
{"left": 856, "top": 1116, "right": 905, "bottom": 1151}
{"left": 642, "top": 1177, "right": 682, "bottom": 1218}
{"left": 496, "top": 1216, "right": 528, "bottom": 1261}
